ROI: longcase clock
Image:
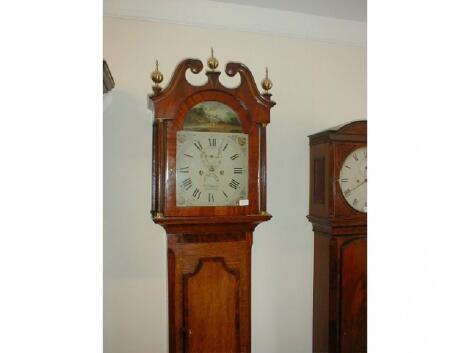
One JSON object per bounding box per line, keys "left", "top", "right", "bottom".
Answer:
{"left": 307, "top": 120, "right": 367, "bottom": 353}
{"left": 148, "top": 53, "right": 275, "bottom": 353}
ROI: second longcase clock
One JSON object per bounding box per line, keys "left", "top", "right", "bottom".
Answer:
{"left": 308, "top": 121, "right": 367, "bottom": 353}
{"left": 148, "top": 54, "right": 275, "bottom": 353}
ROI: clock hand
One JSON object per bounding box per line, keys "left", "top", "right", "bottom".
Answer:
{"left": 216, "top": 139, "right": 224, "bottom": 157}
{"left": 349, "top": 178, "right": 367, "bottom": 193}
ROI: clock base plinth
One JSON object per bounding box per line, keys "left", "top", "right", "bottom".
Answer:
{"left": 165, "top": 226, "right": 262, "bottom": 353}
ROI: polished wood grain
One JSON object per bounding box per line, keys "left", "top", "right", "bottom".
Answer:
{"left": 308, "top": 121, "right": 367, "bottom": 353}
{"left": 184, "top": 258, "right": 240, "bottom": 353}
{"left": 340, "top": 238, "right": 367, "bottom": 353}
{"left": 149, "top": 59, "right": 275, "bottom": 353}
{"left": 312, "top": 233, "right": 366, "bottom": 353}
{"left": 312, "top": 233, "right": 332, "bottom": 353}
{"left": 168, "top": 231, "right": 252, "bottom": 353}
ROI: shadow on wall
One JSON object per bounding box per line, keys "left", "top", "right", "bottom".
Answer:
{"left": 104, "top": 89, "right": 164, "bottom": 278}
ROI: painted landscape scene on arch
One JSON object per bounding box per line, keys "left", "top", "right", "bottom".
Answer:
{"left": 183, "top": 101, "right": 243, "bottom": 133}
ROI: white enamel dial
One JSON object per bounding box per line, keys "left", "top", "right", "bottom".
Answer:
{"left": 176, "top": 131, "right": 248, "bottom": 207}
{"left": 338, "top": 146, "right": 367, "bottom": 213}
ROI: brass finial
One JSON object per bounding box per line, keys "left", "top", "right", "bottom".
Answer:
{"left": 151, "top": 60, "right": 164, "bottom": 91}
{"left": 207, "top": 47, "right": 219, "bottom": 70}
{"left": 261, "top": 67, "right": 273, "bottom": 93}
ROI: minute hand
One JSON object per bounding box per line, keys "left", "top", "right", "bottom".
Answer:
{"left": 349, "top": 178, "right": 367, "bottom": 193}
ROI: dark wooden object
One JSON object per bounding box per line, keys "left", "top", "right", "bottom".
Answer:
{"left": 307, "top": 121, "right": 367, "bottom": 353}
{"left": 103, "top": 60, "right": 115, "bottom": 93}
{"left": 149, "top": 59, "right": 275, "bottom": 353}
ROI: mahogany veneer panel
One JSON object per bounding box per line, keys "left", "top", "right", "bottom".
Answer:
{"left": 340, "top": 238, "right": 367, "bottom": 352}
{"left": 168, "top": 232, "right": 252, "bottom": 353}
{"left": 184, "top": 258, "right": 240, "bottom": 353}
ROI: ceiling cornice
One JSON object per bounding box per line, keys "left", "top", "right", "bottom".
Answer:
{"left": 104, "top": 0, "right": 366, "bottom": 47}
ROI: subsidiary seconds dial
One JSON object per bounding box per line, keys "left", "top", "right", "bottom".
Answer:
{"left": 175, "top": 130, "right": 249, "bottom": 207}
{"left": 338, "top": 146, "right": 367, "bottom": 213}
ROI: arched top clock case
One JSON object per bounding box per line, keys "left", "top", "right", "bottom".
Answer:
{"left": 148, "top": 56, "right": 275, "bottom": 353}
{"left": 148, "top": 58, "right": 275, "bottom": 229}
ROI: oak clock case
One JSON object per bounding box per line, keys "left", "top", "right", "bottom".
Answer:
{"left": 148, "top": 56, "right": 275, "bottom": 353}
{"left": 308, "top": 120, "right": 367, "bottom": 353}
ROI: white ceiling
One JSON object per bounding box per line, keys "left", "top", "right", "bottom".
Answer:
{"left": 211, "top": 0, "right": 367, "bottom": 22}
{"left": 104, "top": 0, "right": 367, "bottom": 46}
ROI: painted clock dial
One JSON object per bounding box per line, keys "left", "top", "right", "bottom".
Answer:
{"left": 176, "top": 131, "right": 248, "bottom": 206}
{"left": 338, "top": 146, "right": 367, "bottom": 213}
